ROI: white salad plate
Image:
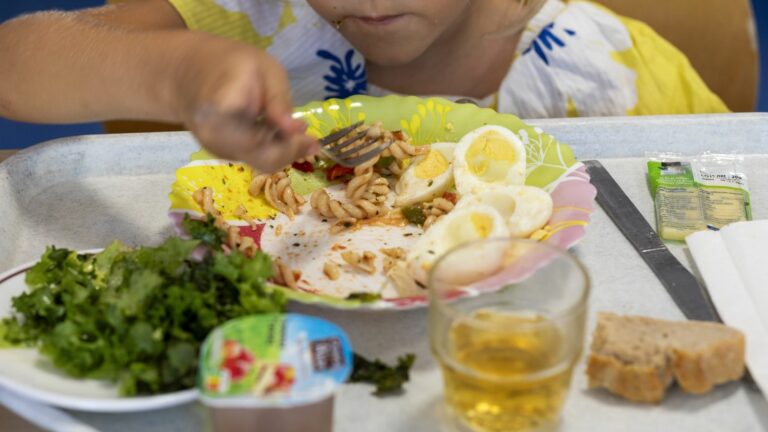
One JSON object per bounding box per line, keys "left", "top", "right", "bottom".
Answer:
{"left": 0, "top": 261, "right": 197, "bottom": 412}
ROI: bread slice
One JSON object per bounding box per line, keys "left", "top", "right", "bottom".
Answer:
{"left": 586, "top": 312, "right": 745, "bottom": 403}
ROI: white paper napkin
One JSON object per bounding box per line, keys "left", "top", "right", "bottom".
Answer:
{"left": 686, "top": 220, "right": 768, "bottom": 394}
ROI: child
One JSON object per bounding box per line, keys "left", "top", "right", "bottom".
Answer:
{"left": 0, "top": 0, "right": 728, "bottom": 172}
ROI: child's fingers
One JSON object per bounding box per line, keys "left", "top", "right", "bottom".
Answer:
{"left": 274, "top": 115, "right": 311, "bottom": 136}
{"left": 242, "top": 133, "right": 316, "bottom": 173}
{"left": 192, "top": 105, "right": 319, "bottom": 171}
{"left": 302, "top": 135, "right": 320, "bottom": 157}
{"left": 260, "top": 61, "right": 296, "bottom": 133}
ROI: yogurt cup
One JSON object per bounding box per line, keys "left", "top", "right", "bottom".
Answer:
{"left": 198, "top": 314, "right": 353, "bottom": 432}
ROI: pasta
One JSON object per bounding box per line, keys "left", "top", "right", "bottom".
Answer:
{"left": 192, "top": 187, "right": 258, "bottom": 257}
{"left": 383, "top": 160, "right": 404, "bottom": 176}
{"left": 191, "top": 122, "right": 450, "bottom": 297}
{"left": 346, "top": 163, "right": 376, "bottom": 200}
{"left": 307, "top": 124, "right": 432, "bottom": 233}
{"left": 310, "top": 189, "right": 385, "bottom": 220}
{"left": 341, "top": 250, "right": 377, "bottom": 274}
{"left": 272, "top": 257, "right": 300, "bottom": 290}
{"left": 380, "top": 247, "right": 406, "bottom": 260}
{"left": 382, "top": 138, "right": 428, "bottom": 161}
{"left": 233, "top": 204, "right": 260, "bottom": 229}
{"left": 422, "top": 197, "right": 455, "bottom": 230}
{"left": 227, "top": 226, "right": 258, "bottom": 257}
{"left": 323, "top": 261, "right": 341, "bottom": 281}
{"left": 249, "top": 170, "right": 304, "bottom": 220}
{"left": 193, "top": 188, "right": 299, "bottom": 290}
{"left": 330, "top": 217, "right": 357, "bottom": 235}
{"left": 193, "top": 187, "right": 222, "bottom": 222}
{"left": 338, "top": 122, "right": 424, "bottom": 172}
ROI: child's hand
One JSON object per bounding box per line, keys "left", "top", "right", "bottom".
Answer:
{"left": 175, "top": 38, "right": 318, "bottom": 173}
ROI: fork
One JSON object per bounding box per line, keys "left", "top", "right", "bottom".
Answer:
{"left": 196, "top": 108, "right": 392, "bottom": 168}
{"left": 318, "top": 121, "right": 394, "bottom": 167}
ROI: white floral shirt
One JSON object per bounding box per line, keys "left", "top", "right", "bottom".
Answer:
{"left": 168, "top": 0, "right": 728, "bottom": 117}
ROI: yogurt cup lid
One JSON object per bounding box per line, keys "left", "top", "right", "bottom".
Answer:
{"left": 198, "top": 314, "right": 352, "bottom": 408}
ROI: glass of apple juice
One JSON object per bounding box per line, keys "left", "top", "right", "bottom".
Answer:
{"left": 428, "top": 237, "right": 590, "bottom": 432}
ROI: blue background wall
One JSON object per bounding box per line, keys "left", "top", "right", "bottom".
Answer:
{"left": 0, "top": 0, "right": 104, "bottom": 149}
{"left": 757, "top": 0, "right": 768, "bottom": 112}
{"left": 1, "top": 0, "right": 767, "bottom": 149}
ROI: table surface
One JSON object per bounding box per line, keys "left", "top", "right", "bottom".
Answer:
{"left": 1, "top": 113, "right": 768, "bottom": 431}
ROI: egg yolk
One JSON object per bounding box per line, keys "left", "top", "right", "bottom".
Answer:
{"left": 470, "top": 213, "right": 494, "bottom": 238}
{"left": 465, "top": 131, "right": 517, "bottom": 181}
{"left": 414, "top": 149, "right": 449, "bottom": 179}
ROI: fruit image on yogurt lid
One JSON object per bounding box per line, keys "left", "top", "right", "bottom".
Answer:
{"left": 198, "top": 314, "right": 353, "bottom": 408}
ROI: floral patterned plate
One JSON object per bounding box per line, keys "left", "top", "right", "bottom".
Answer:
{"left": 169, "top": 95, "right": 596, "bottom": 310}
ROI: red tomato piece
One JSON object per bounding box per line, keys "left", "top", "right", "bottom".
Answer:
{"left": 326, "top": 164, "right": 355, "bottom": 182}
{"left": 291, "top": 161, "right": 315, "bottom": 173}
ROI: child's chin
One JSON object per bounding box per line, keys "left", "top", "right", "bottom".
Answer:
{"left": 349, "top": 37, "right": 431, "bottom": 67}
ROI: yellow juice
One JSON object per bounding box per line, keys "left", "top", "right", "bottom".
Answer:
{"left": 438, "top": 310, "right": 573, "bottom": 432}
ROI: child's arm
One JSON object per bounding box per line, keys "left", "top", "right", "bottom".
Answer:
{"left": 0, "top": 0, "right": 315, "bottom": 172}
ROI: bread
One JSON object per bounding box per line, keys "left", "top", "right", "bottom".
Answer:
{"left": 586, "top": 312, "right": 745, "bottom": 403}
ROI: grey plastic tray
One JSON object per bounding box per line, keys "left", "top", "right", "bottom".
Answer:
{"left": 1, "top": 113, "right": 767, "bottom": 431}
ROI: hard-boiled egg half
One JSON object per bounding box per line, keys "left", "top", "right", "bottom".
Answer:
{"left": 453, "top": 125, "right": 526, "bottom": 196}
{"left": 394, "top": 142, "right": 456, "bottom": 207}
{"left": 406, "top": 204, "right": 509, "bottom": 285}
{"left": 454, "top": 185, "right": 553, "bottom": 238}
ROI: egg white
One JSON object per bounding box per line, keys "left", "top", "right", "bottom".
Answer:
{"left": 453, "top": 125, "right": 526, "bottom": 196}
{"left": 406, "top": 204, "right": 509, "bottom": 285}
{"left": 455, "top": 185, "right": 553, "bottom": 238}
{"left": 394, "top": 142, "right": 456, "bottom": 207}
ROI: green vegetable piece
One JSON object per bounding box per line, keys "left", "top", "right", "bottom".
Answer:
{"left": 345, "top": 292, "right": 382, "bottom": 303}
{"left": 93, "top": 241, "right": 129, "bottom": 285}
{"left": 182, "top": 213, "right": 225, "bottom": 249}
{"left": 116, "top": 270, "right": 163, "bottom": 317}
{"left": 42, "top": 320, "right": 107, "bottom": 378}
{"left": 126, "top": 321, "right": 161, "bottom": 357}
{"left": 135, "top": 237, "right": 199, "bottom": 275}
{"left": 401, "top": 206, "right": 426, "bottom": 226}
{"left": 166, "top": 341, "right": 196, "bottom": 376}
{"left": 374, "top": 156, "right": 395, "bottom": 170}
{"left": 0, "top": 323, "right": 19, "bottom": 348}
{"left": 350, "top": 352, "right": 416, "bottom": 395}
{"left": 3, "top": 219, "right": 285, "bottom": 396}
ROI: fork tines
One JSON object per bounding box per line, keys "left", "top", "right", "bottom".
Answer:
{"left": 319, "top": 121, "right": 394, "bottom": 167}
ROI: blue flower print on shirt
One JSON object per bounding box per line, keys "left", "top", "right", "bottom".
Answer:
{"left": 522, "top": 23, "right": 577, "bottom": 66}
{"left": 317, "top": 49, "right": 368, "bottom": 99}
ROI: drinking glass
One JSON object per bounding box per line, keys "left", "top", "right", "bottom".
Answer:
{"left": 429, "top": 237, "right": 590, "bottom": 432}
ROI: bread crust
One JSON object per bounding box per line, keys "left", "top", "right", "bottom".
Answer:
{"left": 587, "top": 353, "right": 672, "bottom": 403}
{"left": 586, "top": 313, "right": 745, "bottom": 403}
{"left": 671, "top": 334, "right": 746, "bottom": 394}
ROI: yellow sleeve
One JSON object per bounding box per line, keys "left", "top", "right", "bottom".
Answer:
{"left": 611, "top": 15, "right": 730, "bottom": 115}
{"left": 166, "top": 0, "right": 296, "bottom": 49}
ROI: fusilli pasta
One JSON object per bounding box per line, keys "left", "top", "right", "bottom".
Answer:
{"left": 423, "top": 197, "right": 455, "bottom": 230}
{"left": 271, "top": 257, "right": 300, "bottom": 290}
{"left": 249, "top": 170, "right": 305, "bottom": 220}
{"left": 192, "top": 187, "right": 258, "bottom": 257}
{"left": 310, "top": 189, "right": 385, "bottom": 220}
{"left": 341, "top": 250, "right": 377, "bottom": 274}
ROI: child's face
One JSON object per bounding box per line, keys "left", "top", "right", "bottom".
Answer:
{"left": 307, "top": 0, "right": 472, "bottom": 66}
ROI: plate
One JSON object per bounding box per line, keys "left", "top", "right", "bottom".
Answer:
{"left": 169, "top": 95, "right": 597, "bottom": 310}
{"left": 0, "top": 261, "right": 197, "bottom": 412}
